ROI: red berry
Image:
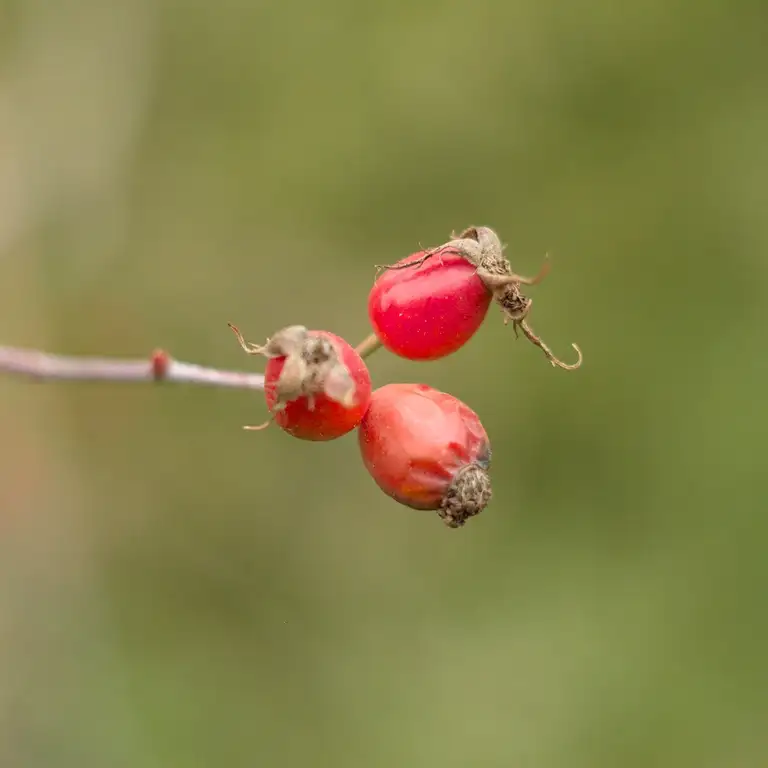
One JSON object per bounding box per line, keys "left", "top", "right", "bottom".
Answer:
{"left": 368, "top": 249, "right": 492, "bottom": 361}
{"left": 368, "top": 226, "right": 582, "bottom": 370}
{"left": 229, "top": 324, "right": 372, "bottom": 441}
{"left": 358, "top": 383, "right": 492, "bottom": 528}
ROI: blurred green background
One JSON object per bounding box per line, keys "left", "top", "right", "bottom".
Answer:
{"left": 1, "top": 1, "right": 766, "bottom": 766}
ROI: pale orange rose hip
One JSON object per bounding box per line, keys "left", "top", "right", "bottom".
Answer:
{"left": 358, "top": 383, "right": 492, "bottom": 528}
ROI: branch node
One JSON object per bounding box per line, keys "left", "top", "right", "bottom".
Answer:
{"left": 150, "top": 349, "right": 171, "bottom": 381}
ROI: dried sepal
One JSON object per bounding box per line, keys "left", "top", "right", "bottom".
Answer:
{"left": 228, "top": 323, "right": 358, "bottom": 414}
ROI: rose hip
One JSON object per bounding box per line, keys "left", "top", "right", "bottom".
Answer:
{"left": 367, "top": 249, "right": 492, "bottom": 361}
{"left": 358, "top": 383, "right": 492, "bottom": 528}
{"left": 229, "top": 324, "right": 372, "bottom": 441}
{"left": 367, "top": 226, "right": 582, "bottom": 370}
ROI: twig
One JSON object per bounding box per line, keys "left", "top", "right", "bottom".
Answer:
{"left": 0, "top": 345, "right": 265, "bottom": 389}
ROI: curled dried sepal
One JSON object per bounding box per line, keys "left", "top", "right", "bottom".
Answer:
{"left": 242, "top": 419, "right": 272, "bottom": 432}
{"left": 517, "top": 321, "right": 582, "bottom": 370}
{"left": 380, "top": 226, "right": 582, "bottom": 371}
{"left": 228, "top": 323, "right": 358, "bottom": 413}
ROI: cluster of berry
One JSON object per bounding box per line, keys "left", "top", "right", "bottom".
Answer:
{"left": 229, "top": 226, "right": 582, "bottom": 529}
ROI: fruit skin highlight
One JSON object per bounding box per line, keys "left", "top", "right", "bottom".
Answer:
{"left": 358, "top": 383, "right": 492, "bottom": 528}
{"left": 229, "top": 324, "right": 372, "bottom": 441}
{"left": 367, "top": 249, "right": 492, "bottom": 361}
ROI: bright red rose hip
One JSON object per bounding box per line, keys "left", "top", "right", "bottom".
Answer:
{"left": 368, "top": 226, "right": 582, "bottom": 369}
{"left": 229, "top": 324, "right": 372, "bottom": 441}
{"left": 358, "top": 383, "right": 492, "bottom": 527}
{"left": 367, "top": 249, "right": 492, "bottom": 361}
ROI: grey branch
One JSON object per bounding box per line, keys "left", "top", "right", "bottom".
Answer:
{"left": 0, "top": 345, "right": 265, "bottom": 390}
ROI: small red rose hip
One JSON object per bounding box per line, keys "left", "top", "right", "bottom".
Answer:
{"left": 367, "top": 249, "right": 492, "bottom": 361}
{"left": 358, "top": 383, "right": 492, "bottom": 528}
{"left": 367, "top": 226, "right": 582, "bottom": 370}
{"left": 229, "top": 324, "right": 372, "bottom": 441}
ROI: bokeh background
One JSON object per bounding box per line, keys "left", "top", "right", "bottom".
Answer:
{"left": 1, "top": 1, "right": 766, "bottom": 766}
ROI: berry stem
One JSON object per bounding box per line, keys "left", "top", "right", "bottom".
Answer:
{"left": 354, "top": 333, "right": 383, "bottom": 360}
{"left": 0, "top": 344, "right": 265, "bottom": 389}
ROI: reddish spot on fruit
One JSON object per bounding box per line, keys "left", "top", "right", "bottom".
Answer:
{"left": 367, "top": 250, "right": 492, "bottom": 361}
{"left": 358, "top": 383, "right": 492, "bottom": 527}
{"left": 263, "top": 330, "right": 372, "bottom": 441}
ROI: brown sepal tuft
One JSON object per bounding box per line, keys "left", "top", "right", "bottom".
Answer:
{"left": 227, "top": 323, "right": 358, "bottom": 411}
{"left": 438, "top": 463, "right": 492, "bottom": 528}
